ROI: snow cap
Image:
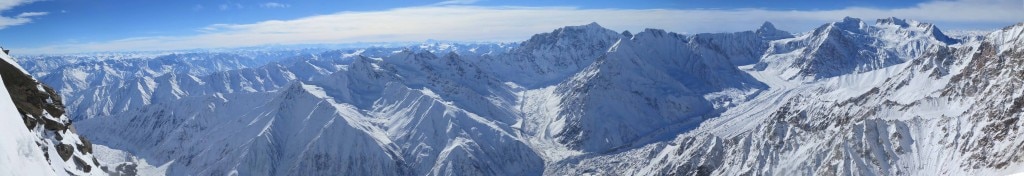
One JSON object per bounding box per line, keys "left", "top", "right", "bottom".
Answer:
{"left": 876, "top": 17, "right": 910, "bottom": 27}
{"left": 835, "top": 16, "right": 865, "bottom": 30}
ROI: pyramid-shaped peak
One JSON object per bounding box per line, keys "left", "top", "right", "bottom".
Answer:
{"left": 757, "top": 21, "right": 784, "bottom": 33}
{"left": 756, "top": 21, "right": 794, "bottom": 40}
{"left": 759, "top": 21, "right": 778, "bottom": 31}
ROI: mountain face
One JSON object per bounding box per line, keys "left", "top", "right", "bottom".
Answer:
{"left": 541, "top": 26, "right": 776, "bottom": 153}
{"left": 549, "top": 20, "right": 1024, "bottom": 175}
{"left": 13, "top": 17, "right": 1024, "bottom": 175}
{"left": 0, "top": 47, "right": 113, "bottom": 175}
{"left": 477, "top": 22, "right": 623, "bottom": 88}
{"left": 756, "top": 17, "right": 958, "bottom": 80}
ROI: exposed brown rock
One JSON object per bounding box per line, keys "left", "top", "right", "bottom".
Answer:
{"left": 73, "top": 156, "right": 91, "bottom": 173}
{"left": 0, "top": 59, "right": 66, "bottom": 121}
{"left": 56, "top": 144, "right": 74, "bottom": 161}
{"left": 78, "top": 135, "right": 93, "bottom": 154}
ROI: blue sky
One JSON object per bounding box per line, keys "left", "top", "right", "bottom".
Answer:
{"left": 0, "top": 0, "right": 1022, "bottom": 55}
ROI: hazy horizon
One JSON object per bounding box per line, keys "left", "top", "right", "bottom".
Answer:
{"left": 1, "top": 0, "right": 1022, "bottom": 54}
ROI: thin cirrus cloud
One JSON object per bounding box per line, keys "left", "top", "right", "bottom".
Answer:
{"left": 260, "top": 2, "right": 290, "bottom": 8}
{"left": 432, "top": 0, "right": 480, "bottom": 6}
{"left": 219, "top": 3, "right": 244, "bottom": 11}
{"left": 0, "top": 0, "right": 48, "bottom": 30}
{"left": 18, "top": 0, "right": 1024, "bottom": 55}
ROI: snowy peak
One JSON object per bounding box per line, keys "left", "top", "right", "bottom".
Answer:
{"left": 521, "top": 22, "right": 620, "bottom": 50}
{"left": 809, "top": 17, "right": 880, "bottom": 37}
{"left": 574, "top": 22, "right": 604, "bottom": 30}
{"left": 480, "top": 23, "right": 622, "bottom": 87}
{"left": 665, "top": 21, "right": 791, "bottom": 65}
{"left": 758, "top": 21, "right": 778, "bottom": 31}
{"left": 756, "top": 21, "right": 794, "bottom": 40}
{"left": 927, "top": 25, "right": 958, "bottom": 44}
{"left": 621, "top": 30, "right": 633, "bottom": 39}
{"left": 875, "top": 17, "right": 957, "bottom": 44}
{"left": 638, "top": 28, "right": 670, "bottom": 38}
{"left": 874, "top": 16, "right": 937, "bottom": 33}
{"left": 1001, "top": 22, "right": 1024, "bottom": 31}
{"left": 871, "top": 16, "right": 959, "bottom": 45}
{"left": 759, "top": 17, "right": 960, "bottom": 79}
{"left": 876, "top": 17, "right": 914, "bottom": 28}
{"left": 835, "top": 16, "right": 868, "bottom": 32}
{"left": 990, "top": 22, "right": 1024, "bottom": 48}
{"left": 812, "top": 16, "right": 927, "bottom": 36}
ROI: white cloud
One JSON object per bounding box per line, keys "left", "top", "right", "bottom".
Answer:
{"left": 0, "top": 0, "right": 34, "bottom": 11}
{"left": 192, "top": 4, "right": 204, "bottom": 11}
{"left": 260, "top": 2, "right": 290, "bottom": 8}
{"left": 0, "top": 0, "right": 46, "bottom": 30}
{"left": 18, "top": 0, "right": 1024, "bottom": 54}
{"left": 433, "top": 0, "right": 479, "bottom": 6}
{"left": 16, "top": 12, "right": 47, "bottom": 18}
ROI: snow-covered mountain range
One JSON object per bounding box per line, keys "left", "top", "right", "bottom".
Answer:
{"left": 4, "top": 17, "right": 1024, "bottom": 175}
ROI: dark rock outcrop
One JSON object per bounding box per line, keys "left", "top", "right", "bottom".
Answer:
{"left": 73, "top": 156, "right": 91, "bottom": 173}
{"left": 0, "top": 58, "right": 66, "bottom": 119}
{"left": 56, "top": 144, "right": 74, "bottom": 161}
{"left": 1, "top": 54, "right": 101, "bottom": 174}
{"left": 77, "top": 136, "right": 93, "bottom": 154}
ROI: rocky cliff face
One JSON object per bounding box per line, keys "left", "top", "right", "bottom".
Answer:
{"left": 0, "top": 51, "right": 113, "bottom": 175}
